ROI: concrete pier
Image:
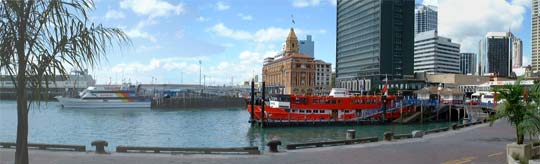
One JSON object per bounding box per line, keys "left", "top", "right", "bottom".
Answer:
{"left": 0, "top": 120, "right": 514, "bottom": 164}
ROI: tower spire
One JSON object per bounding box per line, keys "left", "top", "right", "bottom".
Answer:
{"left": 284, "top": 28, "right": 299, "bottom": 55}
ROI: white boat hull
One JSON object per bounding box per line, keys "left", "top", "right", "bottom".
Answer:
{"left": 56, "top": 97, "right": 151, "bottom": 108}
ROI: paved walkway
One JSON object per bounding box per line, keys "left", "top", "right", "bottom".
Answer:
{"left": 0, "top": 120, "right": 514, "bottom": 164}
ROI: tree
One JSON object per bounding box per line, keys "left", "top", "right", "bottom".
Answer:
{"left": 0, "top": 1, "right": 129, "bottom": 164}
{"left": 490, "top": 78, "right": 540, "bottom": 144}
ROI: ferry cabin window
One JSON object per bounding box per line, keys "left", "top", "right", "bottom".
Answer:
{"left": 332, "top": 100, "right": 336, "bottom": 104}
{"left": 345, "top": 110, "right": 350, "bottom": 113}
{"left": 285, "top": 109, "right": 290, "bottom": 112}
{"left": 307, "top": 110, "right": 312, "bottom": 113}
{"left": 320, "top": 110, "right": 325, "bottom": 113}
{"left": 313, "top": 110, "right": 319, "bottom": 113}
{"left": 292, "top": 109, "right": 297, "bottom": 113}
{"left": 312, "top": 99, "right": 318, "bottom": 104}
{"left": 300, "top": 110, "right": 305, "bottom": 113}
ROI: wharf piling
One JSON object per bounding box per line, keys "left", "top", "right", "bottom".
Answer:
{"left": 261, "top": 82, "right": 266, "bottom": 127}
{"left": 250, "top": 80, "right": 255, "bottom": 122}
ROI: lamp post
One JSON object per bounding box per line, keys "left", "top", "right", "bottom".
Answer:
{"left": 437, "top": 83, "right": 442, "bottom": 121}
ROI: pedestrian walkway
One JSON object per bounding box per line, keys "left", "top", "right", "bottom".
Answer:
{"left": 0, "top": 120, "right": 514, "bottom": 164}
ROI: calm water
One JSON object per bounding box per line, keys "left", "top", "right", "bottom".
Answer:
{"left": 0, "top": 100, "right": 452, "bottom": 150}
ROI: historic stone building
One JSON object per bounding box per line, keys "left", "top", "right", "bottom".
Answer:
{"left": 263, "top": 28, "right": 316, "bottom": 95}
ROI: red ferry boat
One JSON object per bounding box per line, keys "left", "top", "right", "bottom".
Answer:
{"left": 247, "top": 89, "right": 415, "bottom": 122}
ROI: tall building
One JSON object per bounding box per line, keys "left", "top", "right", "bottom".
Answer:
{"left": 336, "top": 0, "right": 414, "bottom": 91}
{"left": 533, "top": 0, "right": 540, "bottom": 71}
{"left": 479, "top": 32, "right": 516, "bottom": 77}
{"left": 513, "top": 38, "right": 523, "bottom": 68}
{"left": 460, "top": 53, "right": 476, "bottom": 75}
{"left": 299, "top": 35, "right": 314, "bottom": 57}
{"left": 414, "top": 30, "right": 461, "bottom": 74}
{"left": 414, "top": 4, "right": 437, "bottom": 34}
{"left": 314, "top": 60, "right": 332, "bottom": 95}
{"left": 263, "top": 28, "right": 316, "bottom": 95}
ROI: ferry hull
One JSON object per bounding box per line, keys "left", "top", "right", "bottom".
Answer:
{"left": 247, "top": 105, "right": 408, "bottom": 121}
{"left": 56, "top": 97, "right": 151, "bottom": 108}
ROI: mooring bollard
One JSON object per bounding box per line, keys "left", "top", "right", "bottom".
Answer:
{"left": 266, "top": 140, "right": 281, "bottom": 153}
{"left": 412, "top": 130, "right": 424, "bottom": 138}
{"left": 346, "top": 129, "right": 356, "bottom": 140}
{"left": 383, "top": 132, "right": 393, "bottom": 141}
{"left": 451, "top": 123, "right": 458, "bottom": 130}
{"left": 91, "top": 140, "right": 108, "bottom": 154}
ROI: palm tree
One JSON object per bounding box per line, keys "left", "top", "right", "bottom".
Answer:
{"left": 490, "top": 78, "right": 540, "bottom": 144}
{"left": 0, "top": 1, "right": 129, "bottom": 164}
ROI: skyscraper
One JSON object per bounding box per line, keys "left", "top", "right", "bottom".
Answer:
{"left": 414, "top": 4, "right": 437, "bottom": 34}
{"left": 414, "top": 31, "right": 460, "bottom": 74}
{"left": 479, "top": 32, "right": 516, "bottom": 77}
{"left": 513, "top": 38, "right": 523, "bottom": 68}
{"left": 533, "top": 0, "right": 540, "bottom": 71}
{"left": 299, "top": 35, "right": 314, "bottom": 57}
{"left": 336, "top": 0, "right": 414, "bottom": 89}
{"left": 460, "top": 53, "right": 476, "bottom": 75}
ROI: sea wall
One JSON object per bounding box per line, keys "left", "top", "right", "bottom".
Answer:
{"left": 152, "top": 96, "right": 246, "bottom": 109}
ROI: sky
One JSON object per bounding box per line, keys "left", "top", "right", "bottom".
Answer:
{"left": 88, "top": 0, "right": 533, "bottom": 85}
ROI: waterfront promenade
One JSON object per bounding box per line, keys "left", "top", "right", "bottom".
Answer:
{"left": 0, "top": 120, "right": 512, "bottom": 164}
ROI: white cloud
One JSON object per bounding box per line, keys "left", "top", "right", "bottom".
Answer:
{"left": 125, "top": 29, "right": 156, "bottom": 42}
{"left": 205, "top": 50, "right": 278, "bottom": 82}
{"left": 124, "top": 20, "right": 157, "bottom": 42}
{"left": 439, "top": 0, "right": 527, "bottom": 52}
{"left": 210, "top": 23, "right": 303, "bottom": 42}
{"left": 111, "top": 57, "right": 205, "bottom": 74}
{"left": 216, "top": 1, "right": 230, "bottom": 11}
{"left": 105, "top": 10, "right": 125, "bottom": 20}
{"left": 292, "top": 0, "right": 321, "bottom": 8}
{"left": 237, "top": 13, "right": 253, "bottom": 21}
{"left": 423, "top": 0, "right": 439, "bottom": 6}
{"left": 197, "top": 16, "right": 208, "bottom": 22}
{"left": 210, "top": 23, "right": 253, "bottom": 40}
{"left": 120, "top": 0, "right": 184, "bottom": 18}
{"left": 253, "top": 27, "right": 291, "bottom": 42}
{"left": 512, "top": 0, "right": 531, "bottom": 8}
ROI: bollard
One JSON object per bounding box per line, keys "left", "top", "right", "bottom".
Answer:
{"left": 383, "top": 132, "right": 394, "bottom": 141}
{"left": 451, "top": 123, "right": 458, "bottom": 130}
{"left": 266, "top": 140, "right": 281, "bottom": 153}
{"left": 91, "top": 140, "right": 108, "bottom": 154}
{"left": 412, "top": 130, "right": 424, "bottom": 138}
{"left": 346, "top": 129, "right": 356, "bottom": 140}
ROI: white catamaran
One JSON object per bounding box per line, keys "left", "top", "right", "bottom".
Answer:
{"left": 55, "top": 84, "right": 152, "bottom": 108}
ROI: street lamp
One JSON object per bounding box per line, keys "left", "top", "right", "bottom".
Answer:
{"left": 437, "top": 83, "right": 442, "bottom": 121}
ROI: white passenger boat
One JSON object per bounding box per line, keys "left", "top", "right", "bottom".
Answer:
{"left": 56, "top": 84, "right": 152, "bottom": 108}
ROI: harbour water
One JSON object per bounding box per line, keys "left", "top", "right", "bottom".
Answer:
{"left": 0, "top": 100, "right": 453, "bottom": 151}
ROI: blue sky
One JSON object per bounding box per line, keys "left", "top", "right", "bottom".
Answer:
{"left": 89, "top": 0, "right": 532, "bottom": 84}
